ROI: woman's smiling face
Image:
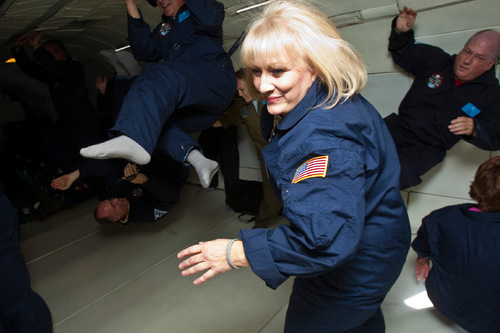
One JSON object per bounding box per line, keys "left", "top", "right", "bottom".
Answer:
{"left": 251, "top": 57, "right": 316, "bottom": 117}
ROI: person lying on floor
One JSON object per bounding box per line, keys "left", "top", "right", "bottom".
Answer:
{"left": 52, "top": 152, "right": 188, "bottom": 224}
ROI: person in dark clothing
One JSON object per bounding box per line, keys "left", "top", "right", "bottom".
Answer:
{"left": 0, "top": 127, "right": 53, "bottom": 333}
{"left": 94, "top": 152, "right": 189, "bottom": 224}
{"left": 412, "top": 156, "right": 500, "bottom": 332}
{"left": 385, "top": 6, "right": 500, "bottom": 190}
{"left": 51, "top": 152, "right": 188, "bottom": 224}
{"left": 197, "top": 125, "right": 239, "bottom": 197}
{"left": 80, "top": 0, "right": 236, "bottom": 189}
{"left": 12, "top": 31, "right": 106, "bottom": 156}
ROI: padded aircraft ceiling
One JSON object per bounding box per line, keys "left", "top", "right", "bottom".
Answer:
{"left": 0, "top": 0, "right": 472, "bottom": 67}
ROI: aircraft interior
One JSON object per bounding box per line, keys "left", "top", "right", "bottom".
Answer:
{"left": 0, "top": 0, "right": 498, "bottom": 332}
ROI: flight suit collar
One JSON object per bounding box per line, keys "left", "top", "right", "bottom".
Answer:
{"left": 162, "top": 4, "right": 189, "bottom": 23}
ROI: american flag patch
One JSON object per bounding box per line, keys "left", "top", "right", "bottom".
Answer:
{"left": 292, "top": 156, "right": 329, "bottom": 184}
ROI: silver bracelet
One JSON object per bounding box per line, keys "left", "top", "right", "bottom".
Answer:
{"left": 226, "top": 238, "right": 240, "bottom": 269}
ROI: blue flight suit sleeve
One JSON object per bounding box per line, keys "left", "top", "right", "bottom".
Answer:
{"left": 388, "top": 16, "right": 449, "bottom": 77}
{"left": 127, "top": 12, "right": 162, "bottom": 62}
{"left": 463, "top": 93, "right": 500, "bottom": 150}
{"left": 184, "top": 0, "right": 225, "bottom": 34}
{"left": 241, "top": 145, "right": 367, "bottom": 289}
{"left": 411, "top": 218, "right": 432, "bottom": 259}
{"left": 127, "top": 0, "right": 224, "bottom": 62}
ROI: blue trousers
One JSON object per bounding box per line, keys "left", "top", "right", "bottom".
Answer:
{"left": 0, "top": 184, "right": 52, "bottom": 332}
{"left": 111, "top": 57, "right": 236, "bottom": 163}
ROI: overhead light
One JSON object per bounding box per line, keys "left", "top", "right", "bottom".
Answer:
{"left": 115, "top": 44, "right": 130, "bottom": 52}
{"left": 5, "top": 58, "right": 16, "bottom": 63}
{"left": 226, "top": 1, "right": 272, "bottom": 16}
{"left": 236, "top": 1, "right": 272, "bottom": 14}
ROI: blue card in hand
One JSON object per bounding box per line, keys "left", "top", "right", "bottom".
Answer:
{"left": 461, "top": 103, "right": 481, "bottom": 118}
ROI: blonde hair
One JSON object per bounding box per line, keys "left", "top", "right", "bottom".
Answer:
{"left": 240, "top": 0, "right": 367, "bottom": 109}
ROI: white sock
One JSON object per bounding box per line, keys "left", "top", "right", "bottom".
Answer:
{"left": 186, "top": 150, "right": 219, "bottom": 189}
{"left": 80, "top": 136, "right": 151, "bottom": 165}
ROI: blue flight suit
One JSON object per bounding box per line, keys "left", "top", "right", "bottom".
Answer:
{"left": 412, "top": 204, "right": 500, "bottom": 332}
{"left": 0, "top": 127, "right": 53, "bottom": 332}
{"left": 240, "top": 81, "right": 411, "bottom": 332}
{"left": 110, "top": 0, "right": 236, "bottom": 163}
{"left": 385, "top": 17, "right": 500, "bottom": 189}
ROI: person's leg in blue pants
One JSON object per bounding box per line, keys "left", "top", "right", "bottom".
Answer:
{"left": 0, "top": 182, "right": 53, "bottom": 332}
{"left": 80, "top": 59, "right": 236, "bottom": 187}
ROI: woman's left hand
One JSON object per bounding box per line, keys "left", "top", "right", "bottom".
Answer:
{"left": 178, "top": 239, "right": 243, "bottom": 285}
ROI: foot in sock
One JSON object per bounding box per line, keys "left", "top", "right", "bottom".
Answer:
{"left": 80, "top": 136, "right": 151, "bottom": 165}
{"left": 186, "top": 150, "right": 219, "bottom": 188}
{"left": 195, "top": 160, "right": 219, "bottom": 189}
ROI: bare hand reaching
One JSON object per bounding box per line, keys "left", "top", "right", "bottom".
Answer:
{"left": 96, "top": 75, "right": 108, "bottom": 95}
{"left": 396, "top": 6, "right": 417, "bottom": 33}
{"left": 51, "top": 169, "right": 80, "bottom": 191}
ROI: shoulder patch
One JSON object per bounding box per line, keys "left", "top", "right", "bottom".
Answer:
{"left": 292, "top": 156, "right": 329, "bottom": 184}
{"left": 159, "top": 22, "right": 172, "bottom": 36}
{"left": 427, "top": 73, "right": 443, "bottom": 89}
{"left": 154, "top": 209, "right": 168, "bottom": 220}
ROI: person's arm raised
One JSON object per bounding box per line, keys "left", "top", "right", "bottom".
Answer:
{"left": 124, "top": 0, "right": 141, "bottom": 19}
{"left": 395, "top": 6, "right": 417, "bottom": 33}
